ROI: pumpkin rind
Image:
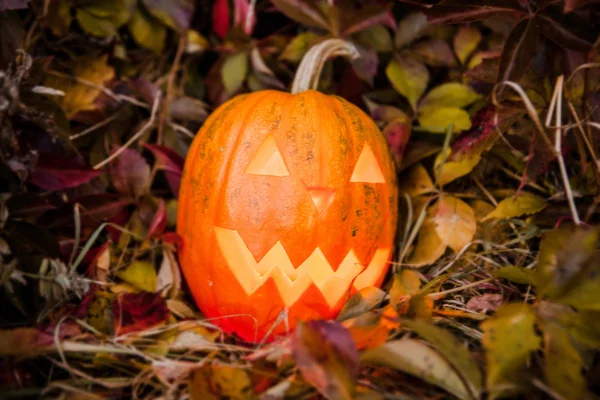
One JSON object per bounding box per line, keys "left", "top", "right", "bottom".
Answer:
{"left": 177, "top": 89, "right": 398, "bottom": 343}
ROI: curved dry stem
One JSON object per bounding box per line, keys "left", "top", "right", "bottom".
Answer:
{"left": 291, "top": 38, "right": 359, "bottom": 94}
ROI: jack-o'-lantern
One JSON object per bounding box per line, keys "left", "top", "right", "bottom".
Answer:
{"left": 177, "top": 39, "right": 398, "bottom": 343}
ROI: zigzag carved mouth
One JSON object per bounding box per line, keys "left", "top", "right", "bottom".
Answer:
{"left": 215, "top": 227, "right": 391, "bottom": 307}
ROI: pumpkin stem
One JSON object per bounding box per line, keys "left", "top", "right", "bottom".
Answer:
{"left": 291, "top": 38, "right": 359, "bottom": 94}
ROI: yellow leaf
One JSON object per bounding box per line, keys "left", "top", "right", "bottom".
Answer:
{"left": 432, "top": 195, "right": 476, "bottom": 253}
{"left": 417, "top": 105, "right": 472, "bottom": 133}
{"left": 435, "top": 155, "right": 482, "bottom": 186}
{"left": 186, "top": 29, "right": 209, "bottom": 54}
{"left": 482, "top": 191, "right": 547, "bottom": 221}
{"left": 386, "top": 54, "right": 429, "bottom": 110}
{"left": 86, "top": 291, "right": 115, "bottom": 335}
{"left": 419, "top": 82, "right": 481, "bottom": 109}
{"left": 408, "top": 208, "right": 447, "bottom": 267}
{"left": 190, "top": 365, "right": 255, "bottom": 400}
{"left": 128, "top": 7, "right": 166, "bottom": 53}
{"left": 481, "top": 303, "right": 541, "bottom": 395}
{"left": 389, "top": 270, "right": 422, "bottom": 304}
{"left": 116, "top": 261, "right": 156, "bottom": 293}
{"left": 44, "top": 55, "right": 115, "bottom": 118}
{"left": 453, "top": 26, "right": 482, "bottom": 65}
{"left": 280, "top": 32, "right": 321, "bottom": 62}
{"left": 398, "top": 163, "right": 435, "bottom": 196}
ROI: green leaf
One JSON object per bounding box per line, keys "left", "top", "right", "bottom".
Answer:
{"left": 453, "top": 26, "right": 482, "bottom": 65}
{"left": 116, "top": 261, "right": 157, "bottom": 292}
{"left": 76, "top": 9, "right": 117, "bottom": 37}
{"left": 128, "top": 7, "right": 166, "bottom": 54}
{"left": 221, "top": 52, "right": 249, "bottom": 95}
{"left": 361, "top": 339, "right": 472, "bottom": 400}
{"left": 481, "top": 303, "right": 541, "bottom": 394}
{"left": 386, "top": 54, "right": 429, "bottom": 111}
{"left": 482, "top": 192, "right": 547, "bottom": 221}
{"left": 418, "top": 106, "right": 472, "bottom": 133}
{"left": 494, "top": 266, "right": 536, "bottom": 286}
{"left": 541, "top": 321, "right": 586, "bottom": 400}
{"left": 355, "top": 24, "right": 392, "bottom": 53}
{"left": 280, "top": 32, "right": 321, "bottom": 62}
{"left": 402, "top": 319, "right": 483, "bottom": 399}
{"left": 419, "top": 83, "right": 481, "bottom": 110}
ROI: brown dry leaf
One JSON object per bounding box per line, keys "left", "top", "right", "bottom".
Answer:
{"left": 389, "top": 269, "right": 422, "bottom": 307}
{"left": 432, "top": 195, "right": 476, "bottom": 253}
{"left": 156, "top": 248, "right": 181, "bottom": 297}
{"left": 466, "top": 293, "right": 505, "bottom": 313}
{"left": 408, "top": 207, "right": 447, "bottom": 267}
{"left": 44, "top": 55, "right": 115, "bottom": 118}
{"left": 292, "top": 320, "right": 359, "bottom": 400}
{"left": 338, "top": 286, "right": 386, "bottom": 321}
{"left": 153, "top": 359, "right": 197, "bottom": 385}
{"left": 454, "top": 26, "right": 482, "bottom": 65}
{"left": 398, "top": 163, "right": 435, "bottom": 197}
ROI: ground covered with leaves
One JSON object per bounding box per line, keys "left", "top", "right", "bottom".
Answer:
{"left": 1, "top": 0, "right": 600, "bottom": 399}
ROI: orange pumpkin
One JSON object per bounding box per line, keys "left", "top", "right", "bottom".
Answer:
{"left": 176, "top": 40, "right": 398, "bottom": 343}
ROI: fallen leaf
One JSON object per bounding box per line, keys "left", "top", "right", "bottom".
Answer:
{"left": 382, "top": 114, "right": 412, "bottom": 165}
{"left": 342, "top": 308, "right": 393, "bottom": 351}
{"left": 434, "top": 152, "right": 481, "bottom": 186}
{"left": 411, "top": 39, "right": 457, "bottom": 67}
{"left": 28, "top": 152, "right": 101, "bottom": 191}
{"left": 128, "top": 6, "right": 166, "bottom": 53}
{"left": 43, "top": 54, "right": 115, "bottom": 118}
{"left": 494, "top": 266, "right": 536, "bottom": 286}
{"left": 280, "top": 32, "right": 321, "bottom": 62}
{"left": 386, "top": 54, "right": 429, "bottom": 111}
{"left": 417, "top": 106, "right": 472, "bottom": 134}
{"left": 497, "top": 17, "right": 540, "bottom": 84}
{"left": 466, "top": 293, "right": 505, "bottom": 313}
{"left": 86, "top": 291, "right": 115, "bottom": 335}
{"left": 482, "top": 191, "right": 547, "bottom": 221}
{"left": 454, "top": 26, "right": 482, "bottom": 65}
{"left": 113, "top": 292, "right": 169, "bottom": 335}
{"left": 144, "top": 144, "right": 184, "bottom": 197}
{"left": 408, "top": 206, "right": 447, "bottom": 267}
{"left": 402, "top": 319, "right": 483, "bottom": 398}
{"left": 190, "top": 364, "right": 255, "bottom": 400}
{"left": 0, "top": 328, "right": 53, "bottom": 356}
{"left": 394, "top": 11, "right": 428, "bottom": 48}
{"left": 141, "top": 0, "right": 194, "bottom": 33}
{"left": 292, "top": 320, "right": 359, "bottom": 400}
{"left": 541, "top": 321, "right": 587, "bottom": 400}
{"left": 153, "top": 359, "right": 197, "bottom": 384}
{"left": 221, "top": 51, "right": 248, "bottom": 95}
{"left": 156, "top": 248, "right": 181, "bottom": 297}
{"left": 419, "top": 83, "right": 481, "bottom": 110}
{"left": 147, "top": 199, "right": 167, "bottom": 239}
{"left": 432, "top": 195, "right": 476, "bottom": 253}
{"left": 271, "top": 0, "right": 329, "bottom": 31}
{"left": 398, "top": 163, "right": 435, "bottom": 197}
{"left": 361, "top": 339, "right": 473, "bottom": 400}
{"left": 116, "top": 260, "right": 156, "bottom": 293}
{"left": 481, "top": 303, "right": 541, "bottom": 394}
{"left": 108, "top": 147, "right": 151, "bottom": 200}
{"left": 338, "top": 286, "right": 386, "bottom": 321}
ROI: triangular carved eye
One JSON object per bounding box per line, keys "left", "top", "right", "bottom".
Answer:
{"left": 245, "top": 135, "right": 289, "bottom": 176}
{"left": 350, "top": 143, "right": 385, "bottom": 183}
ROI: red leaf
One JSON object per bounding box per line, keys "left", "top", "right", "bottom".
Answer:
{"left": 107, "top": 207, "right": 132, "bottom": 242}
{"left": 113, "top": 292, "right": 169, "bottom": 335}
{"left": 162, "top": 232, "right": 182, "bottom": 248}
{"left": 147, "top": 199, "right": 167, "bottom": 239}
{"left": 383, "top": 117, "right": 412, "bottom": 165}
{"left": 292, "top": 320, "right": 359, "bottom": 399}
{"left": 564, "top": 0, "right": 600, "bottom": 12}
{"left": 28, "top": 152, "right": 101, "bottom": 191}
{"left": 341, "top": 5, "right": 395, "bottom": 37}
{"left": 497, "top": 17, "right": 540, "bottom": 84}
{"left": 537, "top": 15, "right": 592, "bottom": 51}
{"left": 425, "top": 1, "right": 524, "bottom": 24}
{"left": 212, "top": 0, "right": 230, "bottom": 38}
{"left": 519, "top": 129, "right": 556, "bottom": 191}
{"left": 449, "top": 105, "right": 499, "bottom": 162}
{"left": 144, "top": 144, "right": 184, "bottom": 197}
{"left": 108, "top": 147, "right": 151, "bottom": 200}
{"left": 6, "top": 193, "right": 55, "bottom": 218}
{"left": 233, "top": 0, "right": 256, "bottom": 35}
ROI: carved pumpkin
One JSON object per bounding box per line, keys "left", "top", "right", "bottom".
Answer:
{"left": 177, "top": 40, "right": 398, "bottom": 343}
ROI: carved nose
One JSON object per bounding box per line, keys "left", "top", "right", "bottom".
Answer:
{"left": 307, "top": 187, "right": 336, "bottom": 214}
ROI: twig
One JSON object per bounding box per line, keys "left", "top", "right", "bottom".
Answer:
{"left": 546, "top": 76, "right": 580, "bottom": 225}
{"left": 428, "top": 278, "right": 493, "bottom": 300}
{"left": 93, "top": 91, "right": 162, "bottom": 170}
{"left": 70, "top": 112, "right": 120, "bottom": 140}
{"left": 158, "top": 36, "right": 186, "bottom": 145}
